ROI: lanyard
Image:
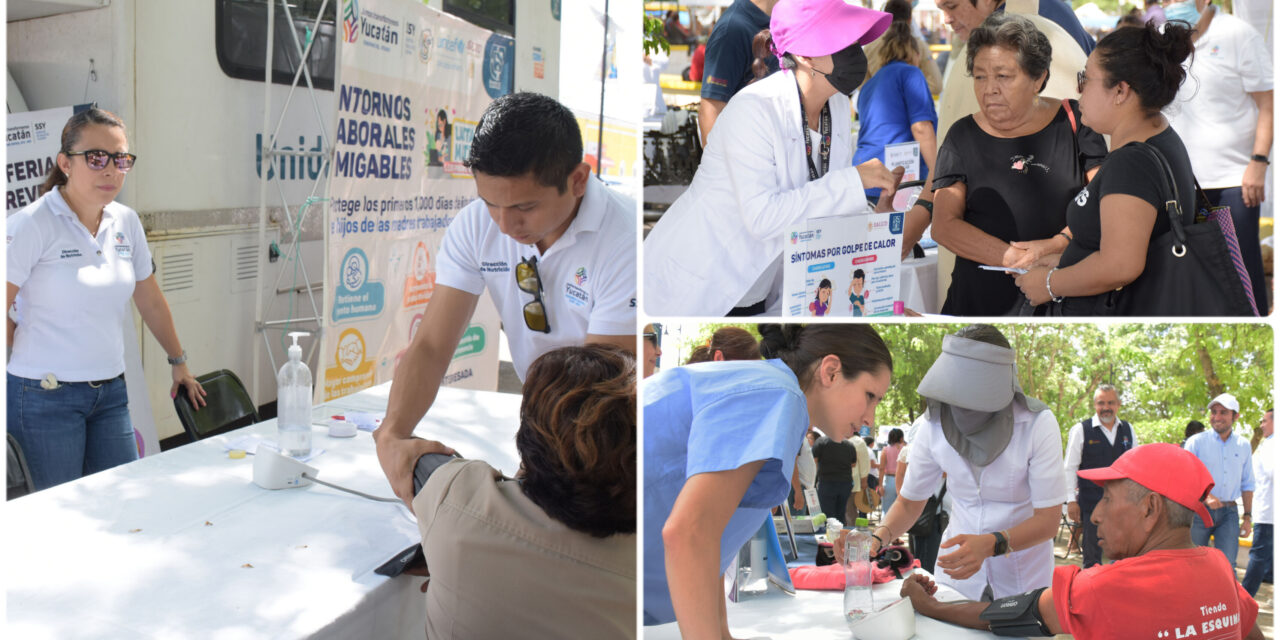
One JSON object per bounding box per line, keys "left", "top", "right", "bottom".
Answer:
{"left": 796, "top": 77, "right": 831, "bottom": 181}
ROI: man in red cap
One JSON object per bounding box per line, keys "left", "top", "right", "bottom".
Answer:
{"left": 901, "top": 443, "right": 1263, "bottom": 640}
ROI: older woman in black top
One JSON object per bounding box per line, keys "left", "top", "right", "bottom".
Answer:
{"left": 1014, "top": 23, "right": 1200, "bottom": 314}
{"left": 930, "top": 13, "right": 1107, "bottom": 315}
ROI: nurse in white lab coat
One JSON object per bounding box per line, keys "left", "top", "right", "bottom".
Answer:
{"left": 873, "top": 325, "right": 1066, "bottom": 601}
{"left": 644, "top": 0, "right": 900, "bottom": 317}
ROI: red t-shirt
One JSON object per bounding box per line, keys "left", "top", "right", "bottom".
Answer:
{"left": 690, "top": 45, "right": 706, "bottom": 82}
{"left": 1053, "top": 547, "right": 1259, "bottom": 640}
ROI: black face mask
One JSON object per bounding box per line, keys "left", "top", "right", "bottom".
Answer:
{"left": 816, "top": 42, "right": 868, "bottom": 96}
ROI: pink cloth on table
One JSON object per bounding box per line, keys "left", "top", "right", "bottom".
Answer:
{"left": 789, "top": 558, "right": 922, "bottom": 590}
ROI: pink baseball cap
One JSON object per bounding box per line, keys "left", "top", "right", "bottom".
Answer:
{"left": 770, "top": 0, "right": 892, "bottom": 58}
{"left": 1077, "top": 443, "right": 1215, "bottom": 527}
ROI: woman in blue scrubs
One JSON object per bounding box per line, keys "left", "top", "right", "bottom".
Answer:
{"left": 643, "top": 323, "right": 893, "bottom": 638}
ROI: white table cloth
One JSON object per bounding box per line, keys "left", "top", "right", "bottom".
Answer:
{"left": 899, "top": 248, "right": 939, "bottom": 315}
{"left": 5, "top": 383, "right": 522, "bottom": 640}
{"left": 643, "top": 570, "right": 1029, "bottom": 639}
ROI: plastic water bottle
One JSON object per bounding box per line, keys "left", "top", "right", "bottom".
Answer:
{"left": 277, "top": 331, "right": 313, "bottom": 457}
{"left": 843, "top": 517, "right": 875, "bottom": 625}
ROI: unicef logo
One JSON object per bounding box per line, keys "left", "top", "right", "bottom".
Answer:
{"left": 342, "top": 0, "right": 360, "bottom": 43}
{"left": 341, "top": 248, "right": 369, "bottom": 292}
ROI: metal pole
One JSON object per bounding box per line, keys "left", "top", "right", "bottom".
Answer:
{"left": 596, "top": 0, "right": 610, "bottom": 178}
{"left": 251, "top": 0, "right": 278, "bottom": 406}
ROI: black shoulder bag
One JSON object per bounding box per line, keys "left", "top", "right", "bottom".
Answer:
{"left": 907, "top": 479, "right": 947, "bottom": 538}
{"left": 1088, "top": 142, "right": 1256, "bottom": 316}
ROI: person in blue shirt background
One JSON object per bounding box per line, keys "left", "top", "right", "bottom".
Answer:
{"left": 1184, "top": 393, "right": 1256, "bottom": 568}
{"left": 855, "top": 0, "right": 939, "bottom": 204}
{"left": 643, "top": 324, "right": 893, "bottom": 638}
{"left": 698, "top": 0, "right": 779, "bottom": 146}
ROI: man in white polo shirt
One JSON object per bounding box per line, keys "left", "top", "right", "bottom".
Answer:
{"left": 374, "top": 92, "right": 637, "bottom": 508}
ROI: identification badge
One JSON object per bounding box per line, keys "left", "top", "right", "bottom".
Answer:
{"left": 115, "top": 245, "right": 132, "bottom": 258}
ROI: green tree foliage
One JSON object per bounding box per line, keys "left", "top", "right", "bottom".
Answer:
{"left": 644, "top": 15, "right": 670, "bottom": 56}
{"left": 676, "top": 323, "right": 1272, "bottom": 448}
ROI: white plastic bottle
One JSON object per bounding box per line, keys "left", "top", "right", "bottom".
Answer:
{"left": 277, "top": 331, "right": 313, "bottom": 457}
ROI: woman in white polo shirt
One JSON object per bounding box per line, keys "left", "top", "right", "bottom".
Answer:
{"left": 7, "top": 108, "right": 206, "bottom": 491}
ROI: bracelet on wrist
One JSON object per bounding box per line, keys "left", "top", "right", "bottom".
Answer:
{"left": 1056, "top": 231, "right": 1072, "bottom": 244}
{"left": 1045, "top": 267, "right": 1064, "bottom": 303}
{"left": 167, "top": 351, "right": 188, "bottom": 366}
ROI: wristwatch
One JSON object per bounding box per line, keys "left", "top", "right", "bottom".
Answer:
{"left": 991, "top": 530, "right": 1010, "bottom": 556}
{"left": 167, "top": 351, "right": 188, "bottom": 366}
{"left": 1251, "top": 154, "right": 1270, "bottom": 165}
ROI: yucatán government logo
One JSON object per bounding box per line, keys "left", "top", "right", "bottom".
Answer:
{"left": 342, "top": 0, "right": 360, "bottom": 44}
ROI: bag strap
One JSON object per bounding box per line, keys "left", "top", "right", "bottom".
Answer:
{"left": 1130, "top": 142, "right": 1189, "bottom": 251}
{"left": 1062, "top": 98, "right": 1078, "bottom": 134}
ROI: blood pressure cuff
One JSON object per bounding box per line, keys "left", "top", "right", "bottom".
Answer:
{"left": 979, "top": 587, "right": 1052, "bottom": 637}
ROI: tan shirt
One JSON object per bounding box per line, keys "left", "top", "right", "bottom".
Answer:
{"left": 413, "top": 459, "right": 636, "bottom": 639}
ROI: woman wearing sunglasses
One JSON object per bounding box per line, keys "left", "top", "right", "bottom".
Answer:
{"left": 644, "top": 323, "right": 892, "bottom": 638}
{"left": 7, "top": 107, "right": 206, "bottom": 492}
{"left": 1013, "top": 21, "right": 1206, "bottom": 314}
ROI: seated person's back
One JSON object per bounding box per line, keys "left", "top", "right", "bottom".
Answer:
{"left": 413, "top": 344, "right": 636, "bottom": 639}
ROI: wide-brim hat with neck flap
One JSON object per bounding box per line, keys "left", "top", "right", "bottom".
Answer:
{"left": 916, "top": 334, "right": 1016, "bottom": 412}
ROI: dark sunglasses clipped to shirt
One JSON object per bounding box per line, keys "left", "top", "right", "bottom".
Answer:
{"left": 65, "top": 149, "right": 138, "bottom": 172}
{"left": 516, "top": 256, "right": 551, "bottom": 334}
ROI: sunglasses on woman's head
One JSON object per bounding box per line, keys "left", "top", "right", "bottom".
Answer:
{"left": 65, "top": 149, "right": 138, "bottom": 172}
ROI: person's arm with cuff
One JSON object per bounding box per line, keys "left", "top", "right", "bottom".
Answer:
{"left": 901, "top": 573, "right": 1063, "bottom": 634}
{"left": 374, "top": 284, "right": 473, "bottom": 508}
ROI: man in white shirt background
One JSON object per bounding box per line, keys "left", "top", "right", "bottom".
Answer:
{"left": 1243, "top": 408, "right": 1273, "bottom": 597}
{"left": 1064, "top": 384, "right": 1137, "bottom": 568}
{"left": 1165, "top": 0, "right": 1274, "bottom": 312}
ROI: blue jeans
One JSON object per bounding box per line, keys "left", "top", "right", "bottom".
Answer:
{"left": 7, "top": 373, "right": 136, "bottom": 492}
{"left": 1203, "top": 187, "right": 1268, "bottom": 311}
{"left": 1191, "top": 503, "right": 1242, "bottom": 569}
{"left": 1242, "top": 523, "right": 1273, "bottom": 596}
{"left": 882, "top": 474, "right": 898, "bottom": 518}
